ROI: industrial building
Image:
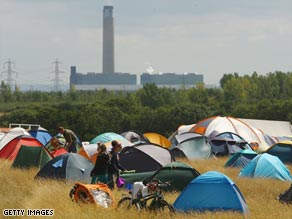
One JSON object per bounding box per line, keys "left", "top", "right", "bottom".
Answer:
{"left": 70, "top": 5, "right": 204, "bottom": 91}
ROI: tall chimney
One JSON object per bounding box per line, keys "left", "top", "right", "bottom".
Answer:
{"left": 102, "top": 6, "right": 114, "bottom": 74}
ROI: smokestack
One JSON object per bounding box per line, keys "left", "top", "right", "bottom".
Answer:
{"left": 102, "top": 6, "right": 114, "bottom": 74}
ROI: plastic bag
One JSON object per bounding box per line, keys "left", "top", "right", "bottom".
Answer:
{"left": 116, "top": 177, "right": 125, "bottom": 188}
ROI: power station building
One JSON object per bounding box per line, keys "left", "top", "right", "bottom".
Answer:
{"left": 102, "top": 6, "right": 114, "bottom": 74}
{"left": 70, "top": 5, "right": 204, "bottom": 91}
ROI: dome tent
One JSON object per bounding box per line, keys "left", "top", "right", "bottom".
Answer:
{"left": 173, "top": 171, "right": 249, "bottom": 216}
{"left": 264, "top": 141, "right": 292, "bottom": 163}
{"left": 36, "top": 153, "right": 93, "bottom": 183}
{"left": 12, "top": 145, "right": 52, "bottom": 169}
{"left": 239, "top": 153, "right": 292, "bottom": 181}
{"left": 119, "top": 144, "right": 173, "bottom": 173}
{"left": 188, "top": 116, "right": 269, "bottom": 152}
{"left": 0, "top": 135, "right": 42, "bottom": 161}
{"left": 170, "top": 133, "right": 212, "bottom": 160}
{"left": 143, "top": 161, "right": 200, "bottom": 191}
{"left": 224, "top": 149, "right": 258, "bottom": 168}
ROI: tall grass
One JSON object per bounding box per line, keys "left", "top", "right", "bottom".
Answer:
{"left": 1, "top": 157, "right": 292, "bottom": 219}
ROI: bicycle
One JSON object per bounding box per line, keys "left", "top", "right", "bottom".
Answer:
{"left": 117, "top": 179, "right": 175, "bottom": 213}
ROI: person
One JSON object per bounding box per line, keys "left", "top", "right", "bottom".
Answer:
{"left": 107, "top": 140, "right": 126, "bottom": 190}
{"left": 58, "top": 126, "right": 78, "bottom": 153}
{"left": 90, "top": 143, "right": 109, "bottom": 184}
{"left": 50, "top": 136, "right": 64, "bottom": 151}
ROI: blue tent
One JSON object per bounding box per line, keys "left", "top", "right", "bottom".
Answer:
{"left": 173, "top": 171, "right": 249, "bottom": 215}
{"left": 90, "top": 132, "right": 131, "bottom": 147}
{"left": 29, "top": 128, "right": 52, "bottom": 146}
{"left": 224, "top": 149, "right": 258, "bottom": 168}
{"left": 239, "top": 153, "right": 292, "bottom": 181}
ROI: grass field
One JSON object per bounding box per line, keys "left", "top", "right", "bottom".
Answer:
{"left": 1, "top": 157, "right": 292, "bottom": 219}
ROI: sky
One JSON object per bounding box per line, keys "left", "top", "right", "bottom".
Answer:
{"left": 0, "top": 0, "right": 291, "bottom": 88}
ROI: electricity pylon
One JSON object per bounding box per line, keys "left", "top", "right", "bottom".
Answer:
{"left": 50, "top": 58, "right": 65, "bottom": 91}
{"left": 1, "top": 58, "right": 17, "bottom": 89}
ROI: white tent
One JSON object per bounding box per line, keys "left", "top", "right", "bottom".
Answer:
{"left": 239, "top": 118, "right": 292, "bottom": 137}
{"left": 0, "top": 128, "right": 31, "bottom": 151}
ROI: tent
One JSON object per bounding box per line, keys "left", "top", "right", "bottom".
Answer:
{"left": 143, "top": 161, "right": 200, "bottom": 191}
{"left": 89, "top": 132, "right": 132, "bottom": 148}
{"left": 0, "top": 136, "right": 43, "bottom": 160}
{"left": 120, "top": 171, "right": 156, "bottom": 186}
{"left": 0, "top": 127, "right": 31, "bottom": 151}
{"left": 168, "top": 124, "right": 196, "bottom": 137}
{"left": 170, "top": 132, "right": 202, "bottom": 146}
{"left": 0, "top": 131, "right": 5, "bottom": 141}
{"left": 119, "top": 144, "right": 173, "bottom": 173}
{"left": 209, "top": 136, "right": 250, "bottom": 156}
{"left": 12, "top": 145, "right": 52, "bottom": 169}
{"left": 36, "top": 153, "right": 94, "bottom": 183}
{"left": 214, "top": 132, "right": 253, "bottom": 144}
{"left": 78, "top": 143, "right": 98, "bottom": 163}
{"left": 51, "top": 148, "right": 68, "bottom": 157}
{"left": 264, "top": 141, "right": 292, "bottom": 163}
{"left": 239, "top": 118, "right": 292, "bottom": 138}
{"left": 173, "top": 171, "right": 249, "bottom": 215}
{"left": 120, "top": 131, "right": 148, "bottom": 144}
{"left": 188, "top": 116, "right": 269, "bottom": 152}
{"left": 169, "top": 148, "right": 188, "bottom": 160}
{"left": 143, "top": 132, "right": 171, "bottom": 148}
{"left": 28, "top": 127, "right": 52, "bottom": 146}
{"left": 177, "top": 124, "right": 196, "bottom": 135}
{"left": 239, "top": 153, "right": 292, "bottom": 181}
{"left": 224, "top": 149, "right": 258, "bottom": 168}
{"left": 170, "top": 134, "right": 212, "bottom": 160}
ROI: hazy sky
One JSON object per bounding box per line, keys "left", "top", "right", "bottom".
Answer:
{"left": 0, "top": 0, "right": 291, "bottom": 86}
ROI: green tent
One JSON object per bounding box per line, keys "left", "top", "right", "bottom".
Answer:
{"left": 120, "top": 171, "right": 156, "bottom": 184}
{"left": 129, "top": 161, "right": 199, "bottom": 192}
{"left": 120, "top": 162, "right": 200, "bottom": 191}
{"left": 143, "top": 161, "right": 200, "bottom": 191}
{"left": 12, "top": 145, "right": 52, "bottom": 169}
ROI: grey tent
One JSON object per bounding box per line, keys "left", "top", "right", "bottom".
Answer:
{"left": 36, "top": 153, "right": 93, "bottom": 183}
{"left": 170, "top": 133, "right": 212, "bottom": 160}
{"left": 224, "top": 149, "right": 258, "bottom": 168}
{"left": 120, "top": 130, "right": 149, "bottom": 144}
{"left": 209, "top": 135, "right": 250, "bottom": 156}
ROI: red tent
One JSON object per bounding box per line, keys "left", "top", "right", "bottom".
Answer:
{"left": 51, "top": 148, "right": 68, "bottom": 157}
{"left": 0, "top": 136, "right": 43, "bottom": 160}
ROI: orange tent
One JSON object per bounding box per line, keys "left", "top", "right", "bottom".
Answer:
{"left": 188, "top": 116, "right": 269, "bottom": 151}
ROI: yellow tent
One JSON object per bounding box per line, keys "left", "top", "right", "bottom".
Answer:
{"left": 143, "top": 132, "right": 171, "bottom": 148}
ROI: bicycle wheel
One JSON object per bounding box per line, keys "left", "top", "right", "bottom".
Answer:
{"left": 117, "top": 197, "right": 141, "bottom": 210}
{"left": 158, "top": 200, "right": 175, "bottom": 213}
{"left": 117, "top": 197, "right": 132, "bottom": 208}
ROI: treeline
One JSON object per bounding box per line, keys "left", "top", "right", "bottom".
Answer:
{"left": 0, "top": 71, "right": 291, "bottom": 142}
